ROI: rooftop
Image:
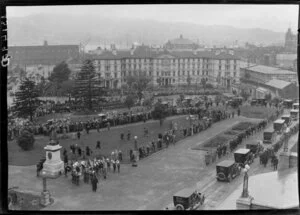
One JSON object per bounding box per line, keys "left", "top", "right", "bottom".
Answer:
{"left": 174, "top": 187, "right": 196, "bottom": 198}
{"left": 244, "top": 65, "right": 296, "bottom": 75}
{"left": 265, "top": 79, "right": 292, "bottom": 90}
{"left": 234, "top": 148, "right": 250, "bottom": 154}
{"left": 217, "top": 160, "right": 235, "bottom": 167}
{"left": 168, "top": 35, "right": 195, "bottom": 45}
{"left": 274, "top": 119, "right": 285, "bottom": 123}
{"left": 90, "top": 46, "right": 240, "bottom": 60}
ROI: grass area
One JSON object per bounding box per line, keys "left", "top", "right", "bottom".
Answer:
{"left": 232, "top": 122, "right": 256, "bottom": 131}
{"left": 223, "top": 130, "right": 242, "bottom": 136}
{"left": 9, "top": 115, "right": 190, "bottom": 166}
{"left": 202, "top": 135, "right": 234, "bottom": 148}
{"left": 240, "top": 106, "right": 276, "bottom": 119}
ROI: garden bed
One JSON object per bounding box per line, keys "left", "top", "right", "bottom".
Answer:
{"left": 232, "top": 122, "right": 256, "bottom": 131}
{"left": 240, "top": 106, "right": 276, "bottom": 119}
{"left": 192, "top": 135, "right": 233, "bottom": 150}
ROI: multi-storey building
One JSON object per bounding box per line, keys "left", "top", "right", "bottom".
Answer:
{"left": 8, "top": 41, "right": 80, "bottom": 81}
{"left": 89, "top": 45, "right": 240, "bottom": 89}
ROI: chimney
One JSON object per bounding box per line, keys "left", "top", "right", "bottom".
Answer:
{"left": 44, "top": 40, "right": 48, "bottom": 46}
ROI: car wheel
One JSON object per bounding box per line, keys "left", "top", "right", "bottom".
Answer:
{"left": 176, "top": 204, "right": 184, "bottom": 210}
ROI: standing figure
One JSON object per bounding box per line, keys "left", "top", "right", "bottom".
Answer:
{"left": 91, "top": 175, "right": 99, "bottom": 192}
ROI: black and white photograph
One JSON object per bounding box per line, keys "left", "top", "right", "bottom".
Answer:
{"left": 3, "top": 3, "right": 300, "bottom": 211}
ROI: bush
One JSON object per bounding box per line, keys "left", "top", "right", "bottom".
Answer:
{"left": 17, "top": 130, "right": 35, "bottom": 151}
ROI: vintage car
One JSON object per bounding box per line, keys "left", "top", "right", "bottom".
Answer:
{"left": 234, "top": 148, "right": 254, "bottom": 166}
{"left": 290, "top": 109, "right": 299, "bottom": 121}
{"left": 281, "top": 114, "right": 291, "bottom": 126}
{"left": 273, "top": 119, "right": 285, "bottom": 134}
{"left": 283, "top": 99, "right": 293, "bottom": 109}
{"left": 250, "top": 98, "right": 266, "bottom": 106}
{"left": 263, "top": 128, "right": 276, "bottom": 144}
{"left": 216, "top": 160, "right": 241, "bottom": 182}
{"left": 172, "top": 188, "right": 205, "bottom": 210}
{"left": 292, "top": 103, "right": 299, "bottom": 110}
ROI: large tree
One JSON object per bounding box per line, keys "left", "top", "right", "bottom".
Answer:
{"left": 152, "top": 101, "right": 169, "bottom": 126}
{"left": 74, "top": 59, "right": 102, "bottom": 110}
{"left": 13, "top": 78, "right": 39, "bottom": 121}
{"left": 125, "top": 74, "right": 151, "bottom": 101}
{"left": 48, "top": 61, "right": 71, "bottom": 83}
{"left": 201, "top": 78, "right": 207, "bottom": 94}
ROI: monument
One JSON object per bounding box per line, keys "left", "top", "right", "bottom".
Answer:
{"left": 40, "top": 140, "right": 64, "bottom": 206}
{"left": 236, "top": 164, "right": 254, "bottom": 209}
{"left": 42, "top": 140, "right": 64, "bottom": 178}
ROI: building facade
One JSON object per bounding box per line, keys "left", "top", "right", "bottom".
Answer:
{"left": 89, "top": 45, "right": 240, "bottom": 89}
{"left": 8, "top": 41, "right": 80, "bottom": 81}
{"left": 240, "top": 65, "right": 297, "bottom": 84}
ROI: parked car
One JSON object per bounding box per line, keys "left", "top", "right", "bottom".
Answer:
{"left": 281, "top": 114, "right": 291, "bottom": 126}
{"left": 234, "top": 148, "right": 253, "bottom": 166}
{"left": 263, "top": 128, "right": 276, "bottom": 144}
{"left": 283, "top": 99, "right": 293, "bottom": 109}
{"left": 172, "top": 188, "right": 205, "bottom": 210}
{"left": 290, "top": 109, "right": 299, "bottom": 121}
{"left": 292, "top": 103, "right": 299, "bottom": 110}
{"left": 216, "top": 160, "right": 241, "bottom": 182}
{"left": 273, "top": 119, "right": 285, "bottom": 134}
{"left": 246, "top": 142, "right": 262, "bottom": 157}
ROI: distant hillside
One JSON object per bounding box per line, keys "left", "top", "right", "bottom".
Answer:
{"left": 8, "top": 13, "right": 285, "bottom": 48}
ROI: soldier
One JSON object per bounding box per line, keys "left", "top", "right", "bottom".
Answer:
{"left": 107, "top": 121, "right": 110, "bottom": 131}
{"left": 120, "top": 132, "right": 124, "bottom": 140}
{"left": 78, "top": 147, "right": 82, "bottom": 157}
{"left": 116, "top": 159, "right": 120, "bottom": 173}
{"left": 77, "top": 130, "right": 81, "bottom": 140}
{"left": 86, "top": 146, "right": 90, "bottom": 157}
{"left": 127, "top": 130, "right": 131, "bottom": 141}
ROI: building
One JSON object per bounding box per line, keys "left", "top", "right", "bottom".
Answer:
{"left": 8, "top": 41, "right": 80, "bottom": 81}
{"left": 264, "top": 79, "right": 299, "bottom": 99}
{"left": 284, "top": 28, "right": 297, "bottom": 53}
{"left": 276, "top": 53, "right": 297, "bottom": 71}
{"left": 164, "top": 35, "right": 201, "bottom": 50}
{"left": 89, "top": 44, "right": 240, "bottom": 89}
{"left": 240, "top": 65, "right": 297, "bottom": 84}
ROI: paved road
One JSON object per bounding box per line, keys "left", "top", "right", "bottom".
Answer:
{"left": 9, "top": 115, "right": 294, "bottom": 210}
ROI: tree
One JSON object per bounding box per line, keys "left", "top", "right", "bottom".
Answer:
{"left": 264, "top": 93, "right": 272, "bottom": 101}
{"left": 13, "top": 78, "right": 39, "bottom": 121}
{"left": 125, "top": 74, "right": 151, "bottom": 101}
{"left": 74, "top": 59, "right": 102, "bottom": 110}
{"left": 143, "top": 98, "right": 153, "bottom": 110}
{"left": 241, "top": 90, "right": 251, "bottom": 101}
{"left": 152, "top": 102, "right": 168, "bottom": 126}
{"left": 124, "top": 94, "right": 135, "bottom": 110}
{"left": 48, "top": 61, "right": 71, "bottom": 83}
{"left": 187, "top": 75, "right": 192, "bottom": 87}
{"left": 17, "top": 130, "right": 35, "bottom": 151}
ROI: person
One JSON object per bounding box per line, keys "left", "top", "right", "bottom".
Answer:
{"left": 78, "top": 147, "right": 82, "bottom": 157}
{"left": 120, "top": 132, "right": 124, "bottom": 140}
{"left": 91, "top": 174, "right": 99, "bottom": 192}
{"left": 273, "top": 157, "right": 278, "bottom": 170}
{"left": 112, "top": 160, "right": 116, "bottom": 173}
{"left": 107, "top": 122, "right": 110, "bottom": 131}
{"left": 86, "top": 146, "right": 90, "bottom": 156}
{"left": 77, "top": 131, "right": 81, "bottom": 140}
{"left": 96, "top": 141, "right": 101, "bottom": 149}
{"left": 127, "top": 130, "right": 131, "bottom": 141}
{"left": 237, "top": 108, "right": 241, "bottom": 117}
{"left": 118, "top": 150, "right": 123, "bottom": 161}
{"left": 103, "top": 159, "right": 107, "bottom": 179}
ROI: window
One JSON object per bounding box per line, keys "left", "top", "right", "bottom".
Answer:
{"left": 234, "top": 72, "right": 236, "bottom": 77}
{"left": 193, "top": 71, "right": 195, "bottom": 75}
{"left": 115, "top": 73, "right": 117, "bottom": 78}
{"left": 173, "top": 71, "right": 175, "bottom": 76}
{"left": 197, "top": 70, "right": 200, "bottom": 75}
{"left": 206, "top": 64, "right": 208, "bottom": 69}
{"left": 157, "top": 72, "right": 159, "bottom": 76}
{"left": 206, "top": 71, "right": 208, "bottom": 76}
{"left": 202, "top": 71, "right": 205, "bottom": 75}
{"left": 219, "top": 65, "right": 221, "bottom": 70}
{"left": 178, "top": 71, "right": 180, "bottom": 76}
{"left": 234, "top": 65, "right": 236, "bottom": 70}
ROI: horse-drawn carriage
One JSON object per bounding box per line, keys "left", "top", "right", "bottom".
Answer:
{"left": 171, "top": 188, "right": 205, "bottom": 210}
{"left": 216, "top": 160, "right": 241, "bottom": 182}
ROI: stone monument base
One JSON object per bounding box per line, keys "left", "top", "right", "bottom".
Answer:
{"left": 40, "top": 191, "right": 51, "bottom": 206}
{"left": 278, "top": 151, "right": 290, "bottom": 170}
{"left": 42, "top": 161, "right": 64, "bottom": 179}
{"left": 236, "top": 196, "right": 253, "bottom": 210}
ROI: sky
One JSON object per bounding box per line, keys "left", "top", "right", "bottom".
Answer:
{"left": 7, "top": 4, "right": 298, "bottom": 32}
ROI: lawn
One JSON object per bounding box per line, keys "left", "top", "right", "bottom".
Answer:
{"left": 9, "top": 115, "right": 191, "bottom": 166}
{"left": 240, "top": 106, "right": 276, "bottom": 119}
{"left": 232, "top": 122, "right": 256, "bottom": 131}
{"left": 192, "top": 134, "right": 234, "bottom": 151}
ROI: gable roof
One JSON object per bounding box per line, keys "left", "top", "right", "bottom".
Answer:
{"left": 265, "top": 79, "right": 292, "bottom": 89}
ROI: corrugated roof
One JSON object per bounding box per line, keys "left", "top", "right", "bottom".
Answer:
{"left": 265, "top": 79, "right": 292, "bottom": 90}
{"left": 245, "top": 65, "right": 296, "bottom": 75}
